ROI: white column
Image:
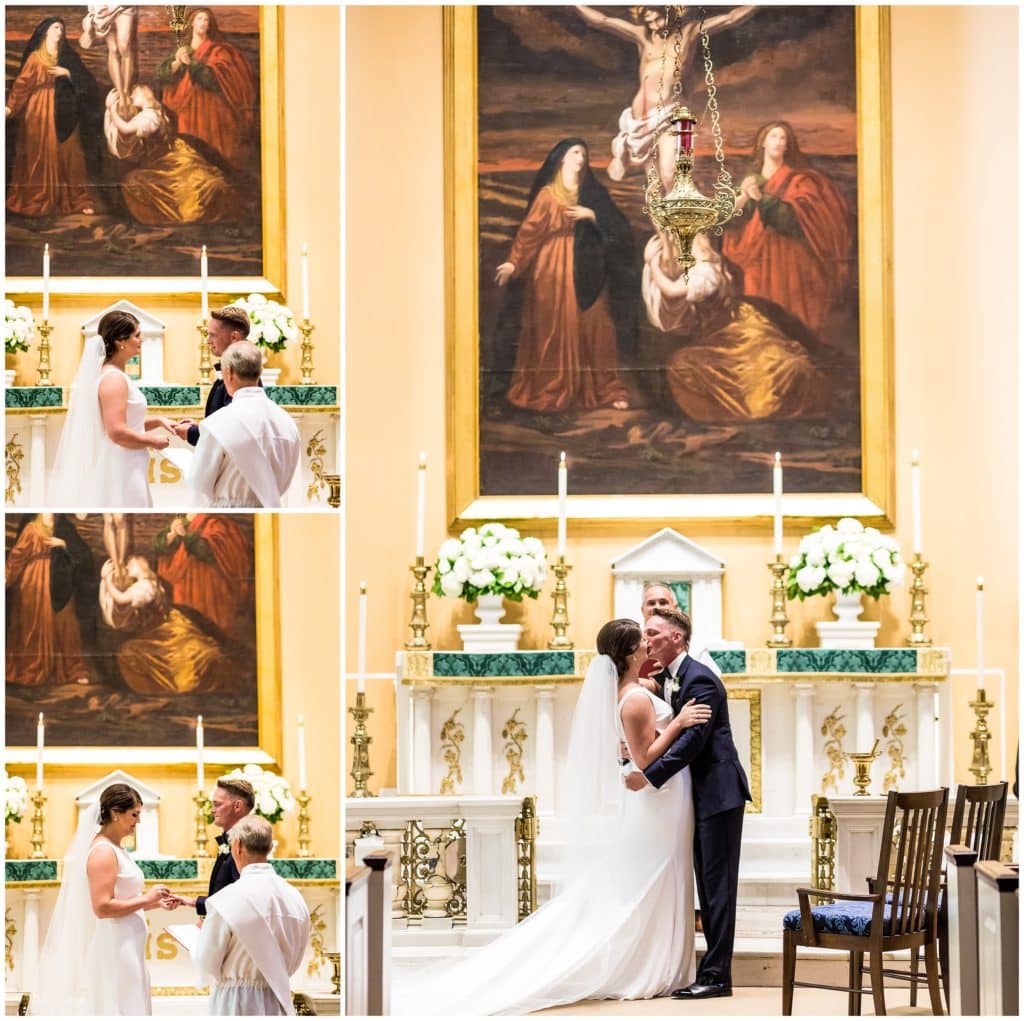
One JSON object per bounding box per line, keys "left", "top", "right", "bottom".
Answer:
{"left": 852, "top": 681, "right": 877, "bottom": 753}
{"left": 792, "top": 682, "right": 816, "bottom": 815}
{"left": 29, "top": 414, "right": 46, "bottom": 506}
{"left": 471, "top": 686, "right": 495, "bottom": 795}
{"left": 22, "top": 889, "right": 41, "bottom": 999}
{"left": 914, "top": 681, "right": 940, "bottom": 789}
{"left": 284, "top": 412, "right": 307, "bottom": 507}
{"left": 410, "top": 687, "right": 434, "bottom": 794}
{"left": 534, "top": 685, "right": 556, "bottom": 815}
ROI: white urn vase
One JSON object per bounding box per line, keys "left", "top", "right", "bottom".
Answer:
{"left": 815, "top": 590, "right": 880, "bottom": 649}
{"left": 4, "top": 368, "right": 16, "bottom": 388}
{"left": 457, "top": 593, "right": 523, "bottom": 653}
{"left": 260, "top": 366, "right": 282, "bottom": 387}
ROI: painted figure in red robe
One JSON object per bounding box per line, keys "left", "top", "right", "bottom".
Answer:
{"left": 723, "top": 121, "right": 851, "bottom": 338}
{"left": 156, "top": 7, "right": 257, "bottom": 171}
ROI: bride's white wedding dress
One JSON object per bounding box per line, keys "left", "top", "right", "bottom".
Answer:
{"left": 35, "top": 818, "right": 153, "bottom": 1016}
{"left": 49, "top": 338, "right": 153, "bottom": 508}
{"left": 394, "top": 684, "right": 695, "bottom": 1016}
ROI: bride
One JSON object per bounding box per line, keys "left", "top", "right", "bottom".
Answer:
{"left": 394, "top": 617, "right": 711, "bottom": 1015}
{"left": 34, "top": 782, "right": 170, "bottom": 1015}
{"left": 49, "top": 309, "right": 173, "bottom": 507}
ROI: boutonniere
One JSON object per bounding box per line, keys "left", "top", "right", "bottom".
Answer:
{"left": 664, "top": 675, "right": 680, "bottom": 703}
{"left": 218, "top": 843, "right": 231, "bottom": 855}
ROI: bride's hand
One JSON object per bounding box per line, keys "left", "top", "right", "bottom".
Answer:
{"left": 675, "top": 697, "right": 712, "bottom": 730}
{"left": 142, "top": 885, "right": 170, "bottom": 909}
{"left": 150, "top": 434, "right": 170, "bottom": 450}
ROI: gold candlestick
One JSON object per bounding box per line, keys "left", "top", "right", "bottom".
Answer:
{"left": 548, "top": 556, "right": 573, "bottom": 650}
{"left": 299, "top": 318, "right": 316, "bottom": 385}
{"left": 296, "top": 790, "right": 313, "bottom": 858}
{"left": 324, "top": 473, "right": 341, "bottom": 508}
{"left": 405, "top": 557, "right": 431, "bottom": 650}
{"left": 35, "top": 320, "right": 53, "bottom": 387}
{"left": 968, "top": 688, "right": 994, "bottom": 783}
{"left": 193, "top": 791, "right": 212, "bottom": 858}
{"left": 848, "top": 740, "right": 880, "bottom": 796}
{"left": 197, "top": 322, "right": 213, "bottom": 385}
{"left": 326, "top": 952, "right": 341, "bottom": 995}
{"left": 29, "top": 790, "right": 46, "bottom": 859}
{"left": 349, "top": 692, "right": 374, "bottom": 798}
{"left": 907, "top": 554, "right": 931, "bottom": 646}
{"left": 766, "top": 556, "right": 792, "bottom": 647}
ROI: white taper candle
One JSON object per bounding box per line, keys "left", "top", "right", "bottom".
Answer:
{"left": 301, "top": 243, "right": 310, "bottom": 321}
{"left": 297, "top": 715, "right": 307, "bottom": 791}
{"left": 196, "top": 715, "right": 205, "bottom": 791}
{"left": 911, "top": 449, "right": 922, "bottom": 555}
{"left": 976, "top": 578, "right": 984, "bottom": 691}
{"left": 200, "top": 245, "right": 209, "bottom": 321}
{"left": 42, "top": 244, "right": 50, "bottom": 322}
{"left": 557, "top": 452, "right": 568, "bottom": 558}
{"left": 36, "top": 713, "right": 44, "bottom": 791}
{"left": 357, "top": 582, "right": 368, "bottom": 694}
{"left": 416, "top": 452, "right": 426, "bottom": 560}
{"left": 772, "top": 452, "right": 783, "bottom": 556}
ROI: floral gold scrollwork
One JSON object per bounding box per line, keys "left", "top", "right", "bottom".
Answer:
{"left": 881, "top": 703, "right": 907, "bottom": 791}
{"left": 5, "top": 434, "right": 24, "bottom": 504}
{"left": 5, "top": 906, "right": 15, "bottom": 974}
{"left": 306, "top": 905, "right": 328, "bottom": 978}
{"left": 401, "top": 819, "right": 433, "bottom": 920}
{"left": 439, "top": 708, "right": 465, "bottom": 796}
{"left": 820, "top": 705, "right": 847, "bottom": 794}
{"left": 442, "top": 819, "right": 467, "bottom": 921}
{"left": 305, "top": 429, "right": 327, "bottom": 502}
{"left": 515, "top": 796, "right": 539, "bottom": 921}
{"left": 501, "top": 708, "right": 528, "bottom": 795}
{"left": 399, "top": 818, "right": 466, "bottom": 924}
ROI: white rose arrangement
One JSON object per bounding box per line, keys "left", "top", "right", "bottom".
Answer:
{"left": 787, "top": 517, "right": 905, "bottom": 601}
{"left": 4, "top": 299, "right": 34, "bottom": 354}
{"left": 5, "top": 772, "right": 29, "bottom": 824}
{"left": 432, "top": 523, "right": 548, "bottom": 602}
{"left": 215, "top": 764, "right": 295, "bottom": 825}
{"left": 231, "top": 293, "right": 299, "bottom": 354}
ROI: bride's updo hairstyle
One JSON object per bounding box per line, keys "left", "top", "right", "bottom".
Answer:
{"left": 596, "top": 618, "right": 642, "bottom": 679}
{"left": 98, "top": 309, "right": 140, "bottom": 358}
{"left": 99, "top": 783, "right": 142, "bottom": 823}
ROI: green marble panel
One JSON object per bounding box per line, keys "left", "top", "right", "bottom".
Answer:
{"left": 271, "top": 858, "right": 337, "bottom": 880}
{"left": 267, "top": 386, "right": 338, "bottom": 407}
{"left": 710, "top": 650, "right": 746, "bottom": 674}
{"left": 141, "top": 385, "right": 201, "bottom": 407}
{"left": 777, "top": 649, "right": 919, "bottom": 674}
{"left": 5, "top": 859, "right": 57, "bottom": 882}
{"left": 138, "top": 859, "right": 199, "bottom": 880}
{"left": 5, "top": 386, "right": 63, "bottom": 408}
{"left": 433, "top": 651, "right": 577, "bottom": 678}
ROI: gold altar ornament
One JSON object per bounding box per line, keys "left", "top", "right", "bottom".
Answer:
{"left": 907, "top": 554, "right": 931, "bottom": 646}
{"left": 548, "top": 556, "right": 573, "bottom": 650}
{"left": 35, "top": 321, "right": 53, "bottom": 387}
{"left": 766, "top": 556, "right": 792, "bottom": 647}
{"left": 196, "top": 321, "right": 213, "bottom": 385}
{"left": 29, "top": 790, "right": 46, "bottom": 860}
{"left": 643, "top": 16, "right": 739, "bottom": 277}
{"left": 406, "top": 557, "right": 431, "bottom": 650}
{"left": 847, "top": 740, "right": 881, "bottom": 797}
{"left": 968, "top": 688, "right": 994, "bottom": 784}
{"left": 193, "top": 791, "right": 212, "bottom": 858}
{"left": 299, "top": 318, "right": 316, "bottom": 386}
{"left": 349, "top": 692, "right": 374, "bottom": 798}
{"left": 296, "top": 790, "right": 313, "bottom": 858}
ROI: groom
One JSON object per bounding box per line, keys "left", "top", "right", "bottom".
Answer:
{"left": 625, "top": 607, "right": 751, "bottom": 999}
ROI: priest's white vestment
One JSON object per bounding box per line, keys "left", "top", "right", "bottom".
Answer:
{"left": 194, "top": 862, "right": 311, "bottom": 1016}
{"left": 190, "top": 387, "right": 300, "bottom": 507}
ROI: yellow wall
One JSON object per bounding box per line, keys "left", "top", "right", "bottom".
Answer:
{"left": 5, "top": 5, "right": 339, "bottom": 389}
{"left": 6, "top": 513, "right": 340, "bottom": 860}
{"left": 346, "top": 6, "right": 1018, "bottom": 792}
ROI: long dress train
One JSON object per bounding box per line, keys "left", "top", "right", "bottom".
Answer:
{"left": 393, "top": 688, "right": 695, "bottom": 1015}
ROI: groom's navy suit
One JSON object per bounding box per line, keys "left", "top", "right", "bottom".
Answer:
{"left": 645, "top": 653, "right": 751, "bottom": 988}
{"left": 196, "top": 832, "right": 241, "bottom": 916}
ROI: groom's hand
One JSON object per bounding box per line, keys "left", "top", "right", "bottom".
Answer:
{"left": 172, "top": 420, "right": 195, "bottom": 441}
{"left": 624, "top": 770, "right": 650, "bottom": 791}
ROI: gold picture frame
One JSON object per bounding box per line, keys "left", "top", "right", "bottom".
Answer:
{"left": 4, "top": 6, "right": 285, "bottom": 299}
{"left": 4, "top": 515, "right": 282, "bottom": 770}
{"left": 444, "top": 6, "right": 894, "bottom": 530}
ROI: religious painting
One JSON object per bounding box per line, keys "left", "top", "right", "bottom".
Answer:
{"left": 4, "top": 5, "right": 284, "bottom": 291}
{"left": 447, "top": 6, "right": 893, "bottom": 525}
{"left": 5, "top": 513, "right": 281, "bottom": 764}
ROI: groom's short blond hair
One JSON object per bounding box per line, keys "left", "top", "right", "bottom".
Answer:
{"left": 228, "top": 814, "right": 273, "bottom": 857}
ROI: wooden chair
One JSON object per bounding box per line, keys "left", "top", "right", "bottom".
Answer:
{"left": 782, "top": 787, "right": 949, "bottom": 1016}
{"left": 909, "top": 781, "right": 1008, "bottom": 1008}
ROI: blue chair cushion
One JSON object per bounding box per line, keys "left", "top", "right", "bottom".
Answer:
{"left": 783, "top": 900, "right": 891, "bottom": 937}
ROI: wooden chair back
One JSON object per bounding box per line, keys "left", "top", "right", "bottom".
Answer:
{"left": 874, "top": 787, "right": 949, "bottom": 938}
{"left": 950, "top": 781, "right": 1008, "bottom": 861}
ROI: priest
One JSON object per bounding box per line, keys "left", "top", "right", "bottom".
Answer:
{"left": 188, "top": 340, "right": 301, "bottom": 507}
{"left": 194, "top": 814, "right": 311, "bottom": 1016}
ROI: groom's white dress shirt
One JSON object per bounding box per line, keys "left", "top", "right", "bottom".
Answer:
{"left": 189, "top": 387, "right": 300, "bottom": 507}
{"left": 194, "top": 862, "right": 311, "bottom": 1016}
